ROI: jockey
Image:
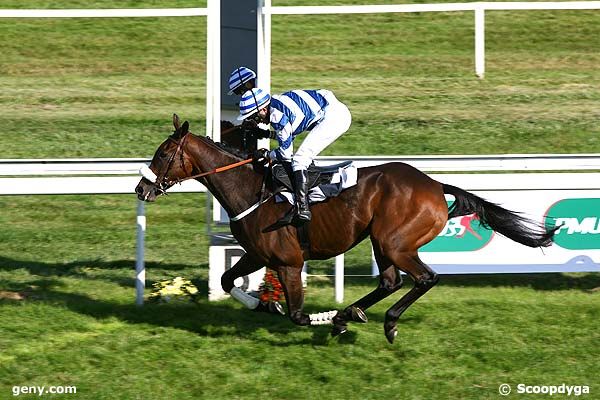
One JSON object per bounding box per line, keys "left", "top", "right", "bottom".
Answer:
{"left": 237, "top": 88, "right": 352, "bottom": 222}
{"left": 226, "top": 66, "right": 271, "bottom": 141}
{"left": 227, "top": 66, "right": 257, "bottom": 96}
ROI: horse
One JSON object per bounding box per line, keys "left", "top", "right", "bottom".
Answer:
{"left": 136, "top": 115, "right": 556, "bottom": 344}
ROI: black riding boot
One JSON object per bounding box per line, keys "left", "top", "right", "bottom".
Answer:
{"left": 293, "top": 169, "right": 312, "bottom": 221}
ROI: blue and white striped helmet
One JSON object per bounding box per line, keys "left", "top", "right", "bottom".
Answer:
{"left": 227, "top": 67, "right": 257, "bottom": 95}
{"left": 238, "top": 88, "right": 271, "bottom": 120}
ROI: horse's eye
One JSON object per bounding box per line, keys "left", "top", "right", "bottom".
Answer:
{"left": 159, "top": 152, "right": 167, "bottom": 158}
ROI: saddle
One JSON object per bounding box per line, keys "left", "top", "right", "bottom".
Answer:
{"left": 270, "top": 160, "right": 353, "bottom": 196}
{"left": 262, "top": 160, "right": 356, "bottom": 234}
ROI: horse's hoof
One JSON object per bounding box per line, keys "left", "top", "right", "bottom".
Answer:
{"left": 331, "top": 324, "right": 348, "bottom": 337}
{"left": 268, "top": 301, "right": 285, "bottom": 316}
{"left": 385, "top": 327, "right": 398, "bottom": 344}
{"left": 350, "top": 306, "right": 368, "bottom": 323}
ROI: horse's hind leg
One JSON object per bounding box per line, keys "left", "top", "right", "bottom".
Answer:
{"left": 383, "top": 253, "right": 439, "bottom": 344}
{"left": 332, "top": 246, "right": 404, "bottom": 336}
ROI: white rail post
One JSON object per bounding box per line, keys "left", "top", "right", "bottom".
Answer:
{"left": 207, "top": 0, "right": 222, "bottom": 222}
{"left": 211, "top": 0, "right": 221, "bottom": 143}
{"left": 474, "top": 4, "right": 485, "bottom": 78}
{"left": 206, "top": 0, "right": 214, "bottom": 139}
{"left": 135, "top": 200, "right": 146, "bottom": 306}
{"left": 335, "top": 254, "right": 344, "bottom": 303}
{"left": 257, "top": 0, "right": 272, "bottom": 93}
{"left": 301, "top": 261, "right": 308, "bottom": 288}
{"left": 256, "top": 0, "right": 272, "bottom": 150}
{"left": 371, "top": 246, "right": 379, "bottom": 277}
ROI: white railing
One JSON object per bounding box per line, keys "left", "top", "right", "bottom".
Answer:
{"left": 258, "top": 1, "right": 600, "bottom": 81}
{"left": 2, "top": 154, "right": 600, "bottom": 301}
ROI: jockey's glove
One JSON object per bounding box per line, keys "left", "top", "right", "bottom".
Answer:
{"left": 253, "top": 148, "right": 270, "bottom": 165}
{"left": 242, "top": 120, "right": 272, "bottom": 139}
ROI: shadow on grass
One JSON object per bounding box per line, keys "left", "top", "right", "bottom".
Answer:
{"left": 0, "top": 256, "right": 356, "bottom": 346}
{"left": 0, "top": 255, "right": 208, "bottom": 289}
{"left": 2, "top": 256, "right": 597, "bottom": 346}
{"left": 0, "top": 284, "right": 343, "bottom": 347}
{"left": 3, "top": 255, "right": 598, "bottom": 292}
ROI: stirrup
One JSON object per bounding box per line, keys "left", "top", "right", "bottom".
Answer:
{"left": 296, "top": 207, "right": 312, "bottom": 221}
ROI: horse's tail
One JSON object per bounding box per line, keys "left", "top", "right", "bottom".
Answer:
{"left": 442, "top": 183, "right": 556, "bottom": 248}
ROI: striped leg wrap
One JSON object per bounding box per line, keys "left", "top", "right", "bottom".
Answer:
{"left": 309, "top": 310, "right": 338, "bottom": 326}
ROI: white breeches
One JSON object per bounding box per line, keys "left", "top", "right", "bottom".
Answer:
{"left": 292, "top": 90, "right": 352, "bottom": 172}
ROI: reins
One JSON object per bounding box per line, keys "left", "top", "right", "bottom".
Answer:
{"left": 154, "top": 131, "right": 274, "bottom": 221}
{"left": 159, "top": 132, "right": 255, "bottom": 186}
{"left": 169, "top": 157, "right": 254, "bottom": 185}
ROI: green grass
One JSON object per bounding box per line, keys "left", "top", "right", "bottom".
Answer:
{"left": 0, "top": 196, "right": 599, "bottom": 400}
{"left": 1, "top": 1, "right": 599, "bottom": 399}
{"left": 1, "top": 1, "right": 599, "bottom": 157}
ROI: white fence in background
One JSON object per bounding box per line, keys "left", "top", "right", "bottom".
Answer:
{"left": 257, "top": 0, "right": 600, "bottom": 84}
{"left": 0, "top": 154, "right": 600, "bottom": 304}
{"left": 2, "top": 155, "right": 600, "bottom": 304}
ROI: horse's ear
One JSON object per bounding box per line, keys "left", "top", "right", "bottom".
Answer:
{"left": 181, "top": 121, "right": 189, "bottom": 135}
{"left": 173, "top": 114, "right": 181, "bottom": 130}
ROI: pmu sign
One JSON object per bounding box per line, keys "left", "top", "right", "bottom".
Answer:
{"left": 545, "top": 198, "right": 600, "bottom": 250}
{"left": 421, "top": 202, "right": 493, "bottom": 252}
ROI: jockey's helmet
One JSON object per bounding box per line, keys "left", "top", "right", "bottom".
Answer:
{"left": 238, "top": 88, "right": 271, "bottom": 120}
{"left": 227, "top": 67, "right": 257, "bottom": 95}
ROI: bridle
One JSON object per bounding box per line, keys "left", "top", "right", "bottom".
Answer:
{"left": 151, "top": 131, "right": 253, "bottom": 195}
{"left": 152, "top": 132, "right": 190, "bottom": 195}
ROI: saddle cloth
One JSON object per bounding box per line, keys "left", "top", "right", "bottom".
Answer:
{"left": 270, "top": 161, "right": 358, "bottom": 205}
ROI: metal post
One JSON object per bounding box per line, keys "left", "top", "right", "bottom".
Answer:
{"left": 211, "top": 0, "right": 221, "bottom": 143}
{"left": 475, "top": 6, "right": 485, "bottom": 78}
{"left": 335, "top": 254, "right": 344, "bottom": 303}
{"left": 301, "top": 261, "right": 308, "bottom": 288}
{"left": 135, "top": 200, "right": 146, "bottom": 306}
{"left": 206, "top": 0, "right": 214, "bottom": 139}
{"left": 256, "top": 0, "right": 272, "bottom": 150}
{"left": 257, "top": 0, "right": 271, "bottom": 92}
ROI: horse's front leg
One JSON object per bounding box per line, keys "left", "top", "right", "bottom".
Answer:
{"left": 221, "top": 254, "right": 285, "bottom": 315}
{"left": 277, "top": 265, "right": 337, "bottom": 326}
{"left": 221, "top": 253, "right": 263, "bottom": 310}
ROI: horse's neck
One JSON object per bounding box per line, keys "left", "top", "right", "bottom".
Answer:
{"left": 187, "top": 135, "right": 262, "bottom": 216}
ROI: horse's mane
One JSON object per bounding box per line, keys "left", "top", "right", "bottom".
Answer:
{"left": 193, "top": 132, "right": 251, "bottom": 160}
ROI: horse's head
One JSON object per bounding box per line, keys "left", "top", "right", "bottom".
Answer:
{"left": 136, "top": 114, "right": 195, "bottom": 202}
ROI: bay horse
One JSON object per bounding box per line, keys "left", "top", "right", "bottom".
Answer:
{"left": 136, "top": 115, "right": 556, "bottom": 344}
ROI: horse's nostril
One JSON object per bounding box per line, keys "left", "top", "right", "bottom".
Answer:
{"left": 136, "top": 186, "right": 143, "bottom": 194}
